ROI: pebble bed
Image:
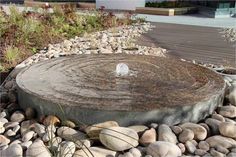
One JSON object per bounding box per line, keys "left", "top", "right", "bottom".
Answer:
{"left": 0, "top": 23, "right": 236, "bottom": 157}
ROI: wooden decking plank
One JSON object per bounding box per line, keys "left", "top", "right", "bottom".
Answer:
{"left": 136, "top": 22, "right": 235, "bottom": 67}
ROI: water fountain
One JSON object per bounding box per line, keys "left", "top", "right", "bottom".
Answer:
{"left": 16, "top": 54, "right": 226, "bottom": 126}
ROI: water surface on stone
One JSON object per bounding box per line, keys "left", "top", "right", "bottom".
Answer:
{"left": 16, "top": 54, "right": 225, "bottom": 125}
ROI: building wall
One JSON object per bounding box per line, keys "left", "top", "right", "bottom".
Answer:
{"left": 96, "top": 0, "right": 146, "bottom": 10}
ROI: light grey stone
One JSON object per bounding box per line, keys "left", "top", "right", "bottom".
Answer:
{"left": 219, "top": 122, "right": 236, "bottom": 138}
{"left": 177, "top": 143, "right": 186, "bottom": 154}
{"left": 210, "top": 148, "right": 225, "bottom": 157}
{"left": 231, "top": 147, "right": 236, "bottom": 152}
{"left": 150, "top": 123, "right": 158, "bottom": 129}
{"left": 99, "top": 127, "right": 139, "bottom": 151}
{"left": 0, "top": 144, "right": 23, "bottom": 157}
{"left": 219, "top": 106, "right": 236, "bottom": 118}
{"left": 178, "top": 129, "right": 194, "bottom": 143}
{"left": 179, "top": 123, "right": 207, "bottom": 140}
{"left": 211, "top": 113, "right": 225, "bottom": 122}
{"left": 171, "top": 126, "right": 183, "bottom": 135}
{"left": 58, "top": 141, "right": 76, "bottom": 157}
{"left": 195, "top": 149, "right": 207, "bottom": 156}
{"left": 229, "top": 88, "right": 236, "bottom": 106}
{"left": 21, "top": 141, "right": 32, "bottom": 150}
{"left": 10, "top": 111, "right": 25, "bottom": 123}
{"left": 73, "top": 147, "right": 117, "bottom": 157}
{"left": 85, "top": 121, "right": 119, "bottom": 138}
{"left": 0, "top": 135, "right": 10, "bottom": 145}
{"left": 57, "top": 126, "right": 87, "bottom": 141}
{"left": 0, "top": 122, "right": 5, "bottom": 134}
{"left": 120, "top": 152, "right": 134, "bottom": 157}
{"left": 225, "top": 117, "right": 236, "bottom": 124}
{"left": 12, "top": 125, "right": 20, "bottom": 133}
{"left": 205, "top": 118, "right": 221, "bottom": 135}
{"left": 206, "top": 135, "right": 236, "bottom": 149}
{"left": 147, "top": 141, "right": 182, "bottom": 157}
{"left": 158, "top": 124, "right": 177, "bottom": 144}
{"left": 42, "top": 132, "right": 55, "bottom": 142}
{"left": 0, "top": 118, "right": 8, "bottom": 125}
{"left": 22, "top": 131, "right": 35, "bottom": 142}
{"left": 129, "top": 148, "right": 142, "bottom": 157}
{"left": 128, "top": 125, "right": 148, "bottom": 134}
{"left": 74, "top": 139, "right": 92, "bottom": 149}
{"left": 5, "top": 129, "right": 16, "bottom": 137}
{"left": 33, "top": 123, "right": 46, "bottom": 137}
{"left": 185, "top": 141, "right": 197, "bottom": 154}
{"left": 49, "top": 137, "right": 62, "bottom": 151}
{"left": 216, "top": 145, "right": 229, "bottom": 154}
{"left": 227, "top": 152, "right": 236, "bottom": 157}
{"left": 190, "top": 140, "right": 198, "bottom": 146}
{"left": 0, "top": 112, "right": 7, "bottom": 119}
{"left": 26, "top": 140, "right": 51, "bottom": 157}
{"left": 46, "top": 124, "right": 56, "bottom": 133}
{"left": 4, "top": 122, "right": 19, "bottom": 130}
{"left": 198, "top": 141, "right": 210, "bottom": 151}
{"left": 10, "top": 140, "right": 21, "bottom": 145}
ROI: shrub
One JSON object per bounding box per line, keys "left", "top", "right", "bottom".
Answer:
{"left": 4, "top": 46, "right": 20, "bottom": 66}
{"left": 0, "top": 5, "right": 139, "bottom": 72}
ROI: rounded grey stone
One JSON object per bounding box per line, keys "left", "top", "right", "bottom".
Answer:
{"left": 16, "top": 54, "right": 226, "bottom": 126}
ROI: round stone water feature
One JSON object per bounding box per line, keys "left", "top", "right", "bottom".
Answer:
{"left": 16, "top": 54, "right": 226, "bottom": 126}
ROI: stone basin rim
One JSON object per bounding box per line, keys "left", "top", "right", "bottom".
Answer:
{"left": 16, "top": 54, "right": 226, "bottom": 125}
{"left": 16, "top": 54, "right": 225, "bottom": 112}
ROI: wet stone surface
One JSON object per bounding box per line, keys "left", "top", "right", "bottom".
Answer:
{"left": 16, "top": 54, "right": 225, "bottom": 125}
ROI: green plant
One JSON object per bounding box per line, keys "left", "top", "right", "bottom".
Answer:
{"left": 0, "top": 63, "right": 6, "bottom": 72}
{"left": 0, "top": 5, "right": 141, "bottom": 72}
{"left": 8, "top": 5, "right": 24, "bottom": 25}
{"left": 4, "top": 46, "right": 20, "bottom": 65}
{"left": 85, "top": 15, "right": 102, "bottom": 31}
{"left": 0, "top": 11, "right": 7, "bottom": 37}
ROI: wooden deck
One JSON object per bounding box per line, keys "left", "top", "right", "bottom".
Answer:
{"left": 136, "top": 22, "right": 235, "bottom": 67}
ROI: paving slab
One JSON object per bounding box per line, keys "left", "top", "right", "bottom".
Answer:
{"left": 137, "top": 14, "right": 236, "bottom": 28}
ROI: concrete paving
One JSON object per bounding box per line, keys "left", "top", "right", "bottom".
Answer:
{"left": 137, "top": 14, "right": 236, "bottom": 28}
